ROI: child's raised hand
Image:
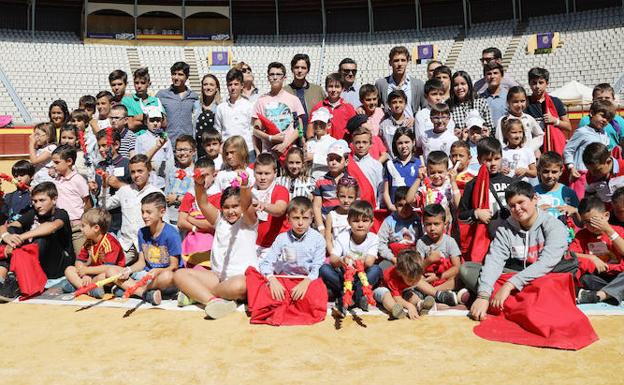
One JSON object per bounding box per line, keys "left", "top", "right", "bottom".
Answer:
{"left": 404, "top": 117, "right": 415, "bottom": 128}
{"left": 28, "top": 133, "right": 36, "bottom": 148}
{"left": 88, "top": 180, "right": 98, "bottom": 194}
{"left": 501, "top": 165, "right": 511, "bottom": 175}
{"left": 272, "top": 142, "right": 288, "bottom": 155}
{"left": 267, "top": 276, "right": 286, "bottom": 301}
{"left": 417, "top": 165, "right": 427, "bottom": 181}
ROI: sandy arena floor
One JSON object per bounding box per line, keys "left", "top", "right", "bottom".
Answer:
{"left": 0, "top": 304, "right": 622, "bottom": 385}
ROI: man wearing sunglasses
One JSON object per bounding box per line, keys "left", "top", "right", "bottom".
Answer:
{"left": 473, "top": 47, "right": 518, "bottom": 94}
{"left": 339, "top": 58, "right": 361, "bottom": 109}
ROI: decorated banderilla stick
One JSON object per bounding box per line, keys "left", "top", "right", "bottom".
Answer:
{"left": 122, "top": 272, "right": 154, "bottom": 299}
{"left": 73, "top": 272, "right": 125, "bottom": 298}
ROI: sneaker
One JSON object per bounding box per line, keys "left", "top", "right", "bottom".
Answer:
{"left": 358, "top": 296, "right": 369, "bottom": 312}
{"left": 204, "top": 298, "right": 237, "bottom": 319}
{"left": 88, "top": 287, "right": 105, "bottom": 299}
{"left": 0, "top": 274, "right": 20, "bottom": 302}
{"left": 390, "top": 303, "right": 405, "bottom": 319}
{"left": 457, "top": 288, "right": 471, "bottom": 305}
{"left": 435, "top": 290, "right": 458, "bottom": 306}
{"left": 142, "top": 289, "right": 162, "bottom": 306}
{"left": 177, "top": 291, "right": 195, "bottom": 307}
{"left": 61, "top": 279, "right": 76, "bottom": 294}
{"left": 111, "top": 285, "right": 125, "bottom": 298}
{"left": 577, "top": 289, "right": 600, "bottom": 304}
{"left": 418, "top": 295, "right": 436, "bottom": 316}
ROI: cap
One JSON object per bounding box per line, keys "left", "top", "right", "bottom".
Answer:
{"left": 465, "top": 109, "right": 484, "bottom": 129}
{"left": 310, "top": 107, "right": 332, "bottom": 123}
{"left": 145, "top": 106, "right": 163, "bottom": 119}
{"left": 327, "top": 140, "right": 351, "bottom": 158}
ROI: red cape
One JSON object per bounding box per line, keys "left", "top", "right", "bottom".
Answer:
{"left": 0, "top": 243, "right": 46, "bottom": 299}
{"left": 346, "top": 154, "right": 389, "bottom": 232}
{"left": 245, "top": 267, "right": 328, "bottom": 326}
{"left": 460, "top": 164, "right": 491, "bottom": 263}
{"left": 473, "top": 273, "right": 598, "bottom": 350}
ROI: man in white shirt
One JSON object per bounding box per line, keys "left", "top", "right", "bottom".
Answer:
{"left": 214, "top": 68, "right": 254, "bottom": 155}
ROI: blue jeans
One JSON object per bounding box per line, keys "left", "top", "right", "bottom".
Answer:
{"left": 319, "top": 263, "right": 382, "bottom": 306}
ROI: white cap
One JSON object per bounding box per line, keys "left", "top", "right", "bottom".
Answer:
{"left": 144, "top": 106, "right": 163, "bottom": 119}
{"left": 465, "top": 109, "right": 484, "bottom": 129}
{"left": 327, "top": 140, "right": 351, "bottom": 157}
{"left": 310, "top": 107, "right": 332, "bottom": 123}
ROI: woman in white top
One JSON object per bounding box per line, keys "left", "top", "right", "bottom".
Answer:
{"left": 173, "top": 169, "right": 258, "bottom": 320}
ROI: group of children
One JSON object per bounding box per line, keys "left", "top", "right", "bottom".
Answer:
{"left": 0, "top": 58, "right": 622, "bottom": 325}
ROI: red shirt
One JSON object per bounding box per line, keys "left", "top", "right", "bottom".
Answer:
{"left": 382, "top": 266, "right": 411, "bottom": 297}
{"left": 349, "top": 136, "right": 387, "bottom": 160}
{"left": 310, "top": 98, "right": 356, "bottom": 140}
{"left": 569, "top": 226, "right": 624, "bottom": 264}
{"left": 77, "top": 233, "right": 125, "bottom": 267}
{"left": 256, "top": 185, "right": 290, "bottom": 247}
{"left": 179, "top": 192, "right": 221, "bottom": 216}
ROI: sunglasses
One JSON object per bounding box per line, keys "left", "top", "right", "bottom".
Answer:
{"left": 341, "top": 69, "right": 357, "bottom": 75}
{"left": 241, "top": 67, "right": 252, "bottom": 73}
{"left": 148, "top": 118, "right": 162, "bottom": 123}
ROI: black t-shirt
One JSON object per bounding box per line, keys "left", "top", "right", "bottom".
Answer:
{"left": 16, "top": 207, "right": 74, "bottom": 278}
{"left": 526, "top": 96, "right": 567, "bottom": 121}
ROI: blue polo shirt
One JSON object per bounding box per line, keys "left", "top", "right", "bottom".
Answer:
{"left": 384, "top": 156, "right": 421, "bottom": 201}
{"left": 480, "top": 88, "right": 508, "bottom": 127}
{"left": 156, "top": 86, "right": 199, "bottom": 143}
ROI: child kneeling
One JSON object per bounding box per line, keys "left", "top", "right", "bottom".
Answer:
{"left": 246, "top": 197, "right": 327, "bottom": 325}
{"left": 373, "top": 249, "right": 435, "bottom": 320}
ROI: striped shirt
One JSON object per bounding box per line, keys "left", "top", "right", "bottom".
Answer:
{"left": 118, "top": 127, "right": 137, "bottom": 159}
{"left": 275, "top": 175, "right": 315, "bottom": 199}
{"left": 313, "top": 172, "right": 347, "bottom": 215}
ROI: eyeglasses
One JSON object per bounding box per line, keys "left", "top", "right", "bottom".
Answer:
{"left": 430, "top": 115, "right": 450, "bottom": 121}
{"left": 148, "top": 118, "right": 161, "bottom": 123}
{"left": 268, "top": 73, "right": 285, "bottom": 79}
{"left": 480, "top": 57, "right": 496, "bottom": 64}
{"left": 175, "top": 148, "right": 193, "bottom": 153}
{"left": 241, "top": 67, "right": 251, "bottom": 73}
{"left": 341, "top": 69, "right": 357, "bottom": 75}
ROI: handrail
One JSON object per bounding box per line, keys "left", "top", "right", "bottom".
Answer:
{"left": 0, "top": 64, "right": 32, "bottom": 124}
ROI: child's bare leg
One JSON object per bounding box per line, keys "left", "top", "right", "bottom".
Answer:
{"left": 213, "top": 275, "right": 247, "bottom": 301}
{"left": 64, "top": 266, "right": 84, "bottom": 288}
{"left": 0, "top": 266, "right": 8, "bottom": 281}
{"left": 380, "top": 291, "right": 399, "bottom": 312}
{"left": 173, "top": 268, "right": 220, "bottom": 304}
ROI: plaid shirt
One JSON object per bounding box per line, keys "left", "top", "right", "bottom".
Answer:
{"left": 450, "top": 97, "right": 493, "bottom": 130}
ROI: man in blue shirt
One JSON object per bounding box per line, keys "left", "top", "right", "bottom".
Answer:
{"left": 480, "top": 61, "right": 508, "bottom": 126}
{"left": 156, "top": 62, "right": 199, "bottom": 144}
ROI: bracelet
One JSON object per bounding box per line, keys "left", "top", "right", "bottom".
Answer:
{"left": 609, "top": 232, "right": 620, "bottom": 241}
{"left": 192, "top": 225, "right": 197, "bottom": 233}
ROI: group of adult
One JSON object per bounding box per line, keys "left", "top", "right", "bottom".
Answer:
{"left": 155, "top": 45, "right": 523, "bottom": 147}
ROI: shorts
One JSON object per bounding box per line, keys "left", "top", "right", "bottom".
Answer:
{"left": 373, "top": 286, "right": 422, "bottom": 304}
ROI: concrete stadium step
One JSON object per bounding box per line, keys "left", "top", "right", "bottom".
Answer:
{"left": 446, "top": 30, "right": 465, "bottom": 70}
{"left": 126, "top": 47, "right": 141, "bottom": 74}
{"left": 184, "top": 48, "right": 201, "bottom": 92}
{"left": 502, "top": 21, "right": 527, "bottom": 69}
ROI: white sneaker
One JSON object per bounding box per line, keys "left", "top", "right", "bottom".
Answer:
{"left": 204, "top": 298, "right": 237, "bottom": 319}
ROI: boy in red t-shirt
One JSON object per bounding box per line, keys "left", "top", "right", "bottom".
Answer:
{"left": 62, "top": 208, "right": 125, "bottom": 298}
{"left": 373, "top": 249, "right": 435, "bottom": 320}
{"left": 307, "top": 73, "right": 356, "bottom": 141}
{"left": 252, "top": 153, "right": 289, "bottom": 259}
{"left": 571, "top": 197, "right": 624, "bottom": 306}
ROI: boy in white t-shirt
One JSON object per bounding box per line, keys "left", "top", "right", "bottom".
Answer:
{"left": 306, "top": 107, "right": 337, "bottom": 181}
{"left": 415, "top": 78, "right": 456, "bottom": 141}
{"left": 418, "top": 103, "right": 458, "bottom": 159}
{"left": 215, "top": 68, "right": 254, "bottom": 159}
{"left": 319, "top": 200, "right": 383, "bottom": 315}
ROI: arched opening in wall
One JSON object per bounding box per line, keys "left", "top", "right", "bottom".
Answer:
{"left": 87, "top": 9, "right": 134, "bottom": 37}
{"left": 185, "top": 12, "right": 230, "bottom": 39}
{"left": 137, "top": 11, "right": 183, "bottom": 36}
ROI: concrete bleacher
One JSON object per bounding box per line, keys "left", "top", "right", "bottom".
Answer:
{"left": 506, "top": 7, "right": 624, "bottom": 92}
{"left": 0, "top": 7, "right": 623, "bottom": 124}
